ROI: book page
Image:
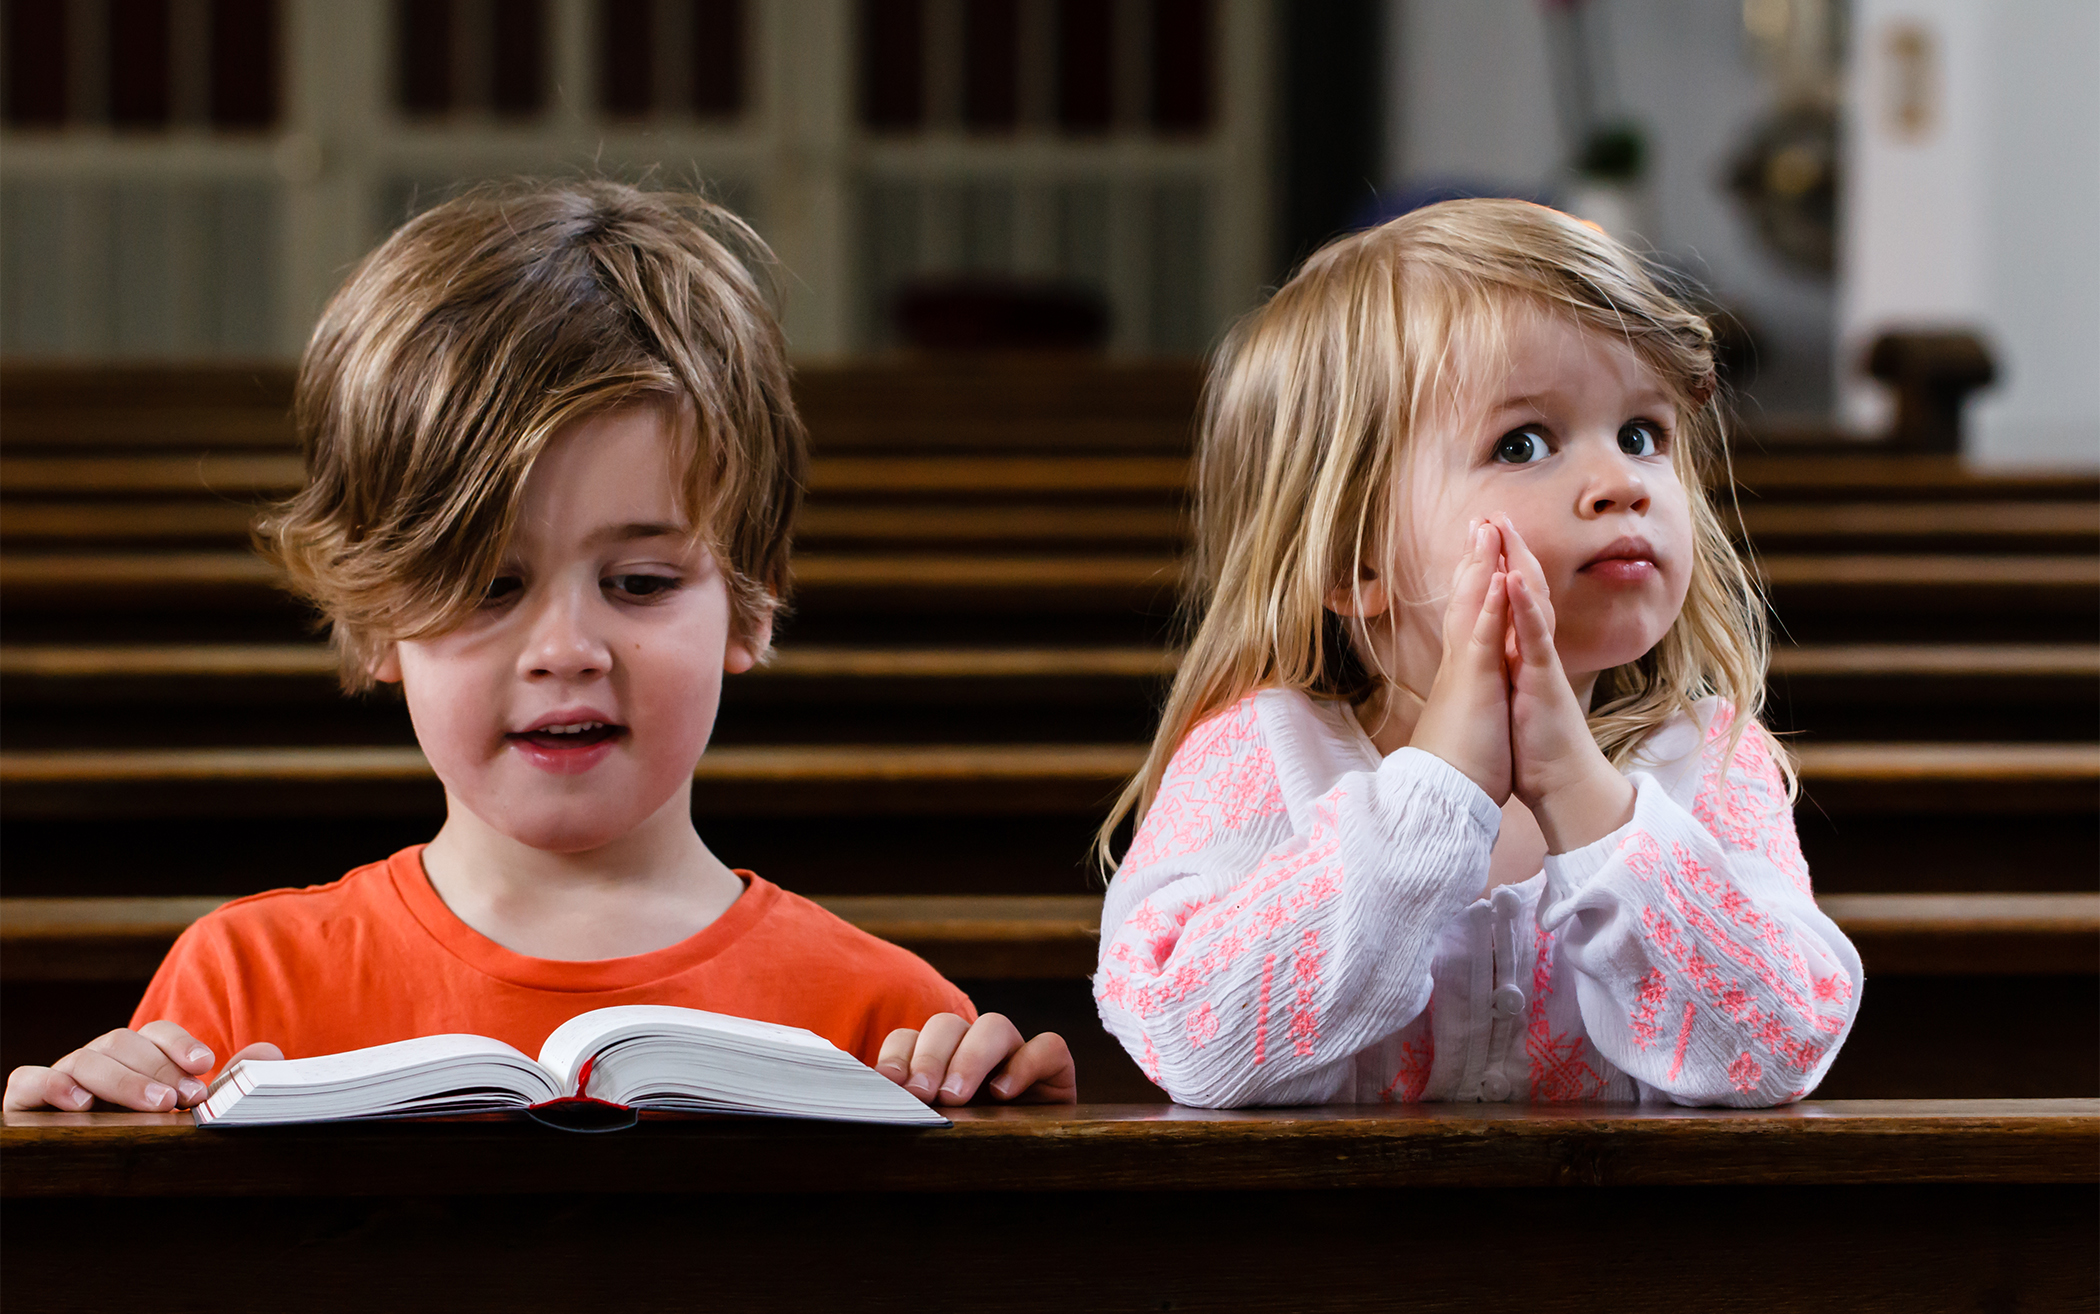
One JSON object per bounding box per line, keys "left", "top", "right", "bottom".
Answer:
{"left": 213, "top": 1034, "right": 539, "bottom": 1093}
{"left": 537, "top": 1005, "right": 836, "bottom": 1092}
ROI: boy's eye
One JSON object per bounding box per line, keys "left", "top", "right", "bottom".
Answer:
{"left": 481, "top": 575, "right": 523, "bottom": 606}
{"left": 1493, "top": 427, "right": 1549, "bottom": 465}
{"left": 607, "top": 573, "right": 680, "bottom": 599}
{"left": 1618, "top": 421, "right": 1663, "bottom": 457}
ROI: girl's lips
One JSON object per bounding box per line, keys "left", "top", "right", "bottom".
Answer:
{"left": 1579, "top": 557, "right": 1660, "bottom": 585}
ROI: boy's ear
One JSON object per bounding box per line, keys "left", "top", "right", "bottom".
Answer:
{"left": 724, "top": 613, "right": 773, "bottom": 675}
{"left": 1325, "top": 564, "right": 1391, "bottom": 620}
{"left": 368, "top": 642, "right": 404, "bottom": 685}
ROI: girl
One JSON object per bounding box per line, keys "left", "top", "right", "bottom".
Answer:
{"left": 1094, "top": 199, "right": 1861, "bottom": 1109}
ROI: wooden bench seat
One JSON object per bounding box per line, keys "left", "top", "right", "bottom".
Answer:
{"left": 5, "top": 548, "right": 2094, "bottom": 617}
{"left": 2, "top": 643, "right": 2093, "bottom": 752}
{"left": 1732, "top": 455, "right": 2100, "bottom": 501}
{"left": 4, "top": 891, "right": 2091, "bottom": 984}
{"left": 6, "top": 639, "right": 2091, "bottom": 686}
{"left": 0, "top": 741, "right": 2091, "bottom": 818}
{"left": 1733, "top": 501, "right": 2100, "bottom": 552}
{"left": 3, "top": 1103, "right": 2092, "bottom": 1314}
{"left": 19, "top": 496, "right": 2100, "bottom": 556}
{"left": 0, "top": 453, "right": 1197, "bottom": 500}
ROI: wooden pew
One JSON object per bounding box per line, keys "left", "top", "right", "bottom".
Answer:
{"left": 8, "top": 892, "right": 2091, "bottom": 986}
{"left": 3, "top": 1103, "right": 2094, "bottom": 1312}
{"left": 2, "top": 740, "right": 2093, "bottom": 820}
{"left": 22, "top": 495, "right": 2100, "bottom": 558}
{"left": 5, "top": 641, "right": 2092, "bottom": 744}
{"left": 4, "top": 547, "right": 2092, "bottom": 619}
{"left": 1733, "top": 500, "right": 2100, "bottom": 553}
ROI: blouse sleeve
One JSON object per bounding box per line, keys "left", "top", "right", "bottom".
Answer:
{"left": 1094, "top": 695, "right": 1501, "bottom": 1108}
{"left": 1538, "top": 714, "right": 1863, "bottom": 1105}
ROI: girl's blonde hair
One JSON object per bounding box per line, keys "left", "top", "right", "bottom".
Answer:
{"left": 1100, "top": 198, "right": 1783, "bottom": 866}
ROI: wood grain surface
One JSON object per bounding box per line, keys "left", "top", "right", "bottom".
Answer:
{"left": 6, "top": 892, "right": 2090, "bottom": 983}
{"left": 4, "top": 1100, "right": 2093, "bottom": 1197}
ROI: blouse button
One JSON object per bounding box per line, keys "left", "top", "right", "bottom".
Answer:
{"left": 1480, "top": 1071, "right": 1512, "bottom": 1101}
{"left": 1492, "top": 984, "right": 1527, "bottom": 1018}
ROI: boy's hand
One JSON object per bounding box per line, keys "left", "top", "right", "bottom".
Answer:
{"left": 1497, "top": 518, "right": 1634, "bottom": 853}
{"left": 2, "top": 1024, "right": 282, "bottom": 1112}
{"left": 1410, "top": 519, "right": 1514, "bottom": 803}
{"left": 876, "top": 1013, "right": 1077, "bottom": 1106}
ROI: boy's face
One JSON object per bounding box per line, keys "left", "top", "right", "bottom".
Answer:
{"left": 373, "top": 404, "right": 765, "bottom": 854}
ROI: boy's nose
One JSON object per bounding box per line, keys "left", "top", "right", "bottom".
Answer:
{"left": 520, "top": 594, "right": 613, "bottom": 680}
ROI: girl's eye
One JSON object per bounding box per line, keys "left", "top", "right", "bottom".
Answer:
{"left": 1493, "top": 427, "right": 1549, "bottom": 465}
{"left": 607, "top": 573, "right": 680, "bottom": 599}
{"left": 481, "top": 575, "right": 523, "bottom": 607}
{"left": 1619, "top": 421, "right": 1663, "bottom": 457}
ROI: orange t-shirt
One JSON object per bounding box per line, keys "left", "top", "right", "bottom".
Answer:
{"left": 132, "top": 846, "right": 975, "bottom": 1077}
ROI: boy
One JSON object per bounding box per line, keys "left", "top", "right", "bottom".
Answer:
{"left": 4, "top": 182, "right": 1075, "bottom": 1114}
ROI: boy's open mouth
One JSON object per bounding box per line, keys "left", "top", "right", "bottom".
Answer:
{"left": 508, "top": 721, "right": 627, "bottom": 750}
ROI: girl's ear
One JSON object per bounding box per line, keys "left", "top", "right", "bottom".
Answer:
{"left": 1324, "top": 564, "right": 1391, "bottom": 619}
{"left": 368, "top": 642, "right": 404, "bottom": 685}
{"left": 724, "top": 613, "right": 774, "bottom": 675}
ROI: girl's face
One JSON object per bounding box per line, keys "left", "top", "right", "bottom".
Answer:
{"left": 1393, "top": 310, "right": 1695, "bottom": 684}
{"left": 372, "top": 404, "right": 764, "bottom": 854}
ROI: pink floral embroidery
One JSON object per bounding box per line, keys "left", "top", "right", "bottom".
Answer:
{"left": 1123, "top": 697, "right": 1287, "bottom": 870}
{"left": 1728, "top": 1051, "right": 1763, "bottom": 1092}
{"left": 1287, "top": 930, "right": 1325, "bottom": 1057}
{"left": 1140, "top": 1034, "right": 1161, "bottom": 1081}
{"left": 1115, "top": 830, "right": 1347, "bottom": 1023}
{"left": 1639, "top": 897, "right": 1839, "bottom": 1076}
{"left": 1693, "top": 715, "right": 1811, "bottom": 895}
{"left": 1185, "top": 1002, "right": 1219, "bottom": 1048}
{"left": 1629, "top": 968, "right": 1668, "bottom": 1049}
{"left": 1666, "top": 999, "right": 1696, "bottom": 1082}
{"left": 1252, "top": 953, "right": 1276, "bottom": 1065}
{"left": 1525, "top": 923, "right": 1607, "bottom": 1101}
{"left": 1380, "top": 1026, "right": 1435, "bottom": 1103}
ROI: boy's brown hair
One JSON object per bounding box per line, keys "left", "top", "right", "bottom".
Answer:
{"left": 258, "top": 179, "right": 806, "bottom": 691}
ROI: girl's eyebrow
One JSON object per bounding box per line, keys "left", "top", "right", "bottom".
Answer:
{"left": 1483, "top": 386, "right": 1678, "bottom": 418}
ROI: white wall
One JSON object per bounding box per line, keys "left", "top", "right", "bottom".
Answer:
{"left": 1385, "top": 0, "right": 1838, "bottom": 419}
{"left": 1839, "top": 0, "right": 2100, "bottom": 468}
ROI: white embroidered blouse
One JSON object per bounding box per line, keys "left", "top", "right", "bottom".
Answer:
{"left": 1093, "top": 688, "right": 1863, "bottom": 1108}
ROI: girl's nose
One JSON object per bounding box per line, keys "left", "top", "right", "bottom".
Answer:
{"left": 519, "top": 589, "right": 613, "bottom": 680}
{"left": 1578, "top": 449, "right": 1650, "bottom": 518}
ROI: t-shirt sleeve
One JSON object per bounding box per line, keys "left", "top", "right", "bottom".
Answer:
{"left": 129, "top": 920, "right": 244, "bottom": 1081}
{"left": 843, "top": 958, "right": 977, "bottom": 1067}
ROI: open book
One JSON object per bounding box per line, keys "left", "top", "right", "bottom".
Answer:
{"left": 195, "top": 1005, "right": 947, "bottom": 1128}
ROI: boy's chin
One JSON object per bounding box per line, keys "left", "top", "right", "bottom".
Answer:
{"left": 485, "top": 804, "right": 669, "bottom": 856}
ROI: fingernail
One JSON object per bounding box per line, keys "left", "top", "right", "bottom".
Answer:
{"left": 940, "top": 1078, "right": 968, "bottom": 1100}
{"left": 186, "top": 1046, "right": 211, "bottom": 1066}
{"left": 143, "top": 1082, "right": 174, "bottom": 1108}
{"left": 177, "top": 1078, "right": 206, "bottom": 1103}
{"left": 990, "top": 1076, "right": 1015, "bottom": 1098}
{"left": 906, "top": 1076, "right": 935, "bottom": 1098}
{"left": 66, "top": 1084, "right": 91, "bottom": 1110}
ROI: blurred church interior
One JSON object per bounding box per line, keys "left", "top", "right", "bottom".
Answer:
{"left": 1, "top": 0, "right": 2091, "bottom": 463}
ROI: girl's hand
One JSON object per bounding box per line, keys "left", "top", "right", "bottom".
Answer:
{"left": 1410, "top": 519, "right": 1514, "bottom": 803}
{"left": 876, "top": 1013, "right": 1077, "bottom": 1105}
{"left": 1496, "top": 517, "right": 1635, "bottom": 853}
{"left": 2, "top": 1023, "right": 281, "bottom": 1112}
